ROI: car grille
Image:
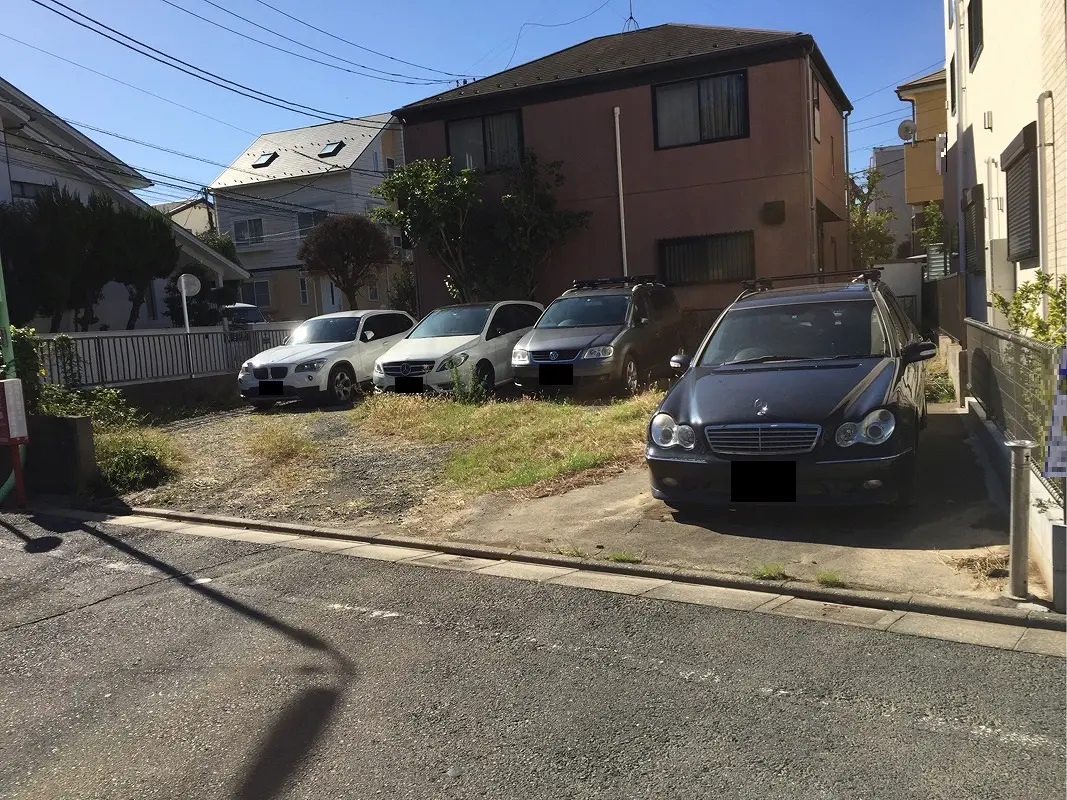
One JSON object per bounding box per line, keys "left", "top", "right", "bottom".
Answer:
{"left": 382, "top": 360, "right": 436, "bottom": 377}
{"left": 270, "top": 366, "right": 288, "bottom": 379}
{"left": 252, "top": 366, "right": 288, "bottom": 379}
{"left": 531, "top": 349, "right": 581, "bottom": 362}
{"left": 704, "top": 424, "right": 821, "bottom": 455}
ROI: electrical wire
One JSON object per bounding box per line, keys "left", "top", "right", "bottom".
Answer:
{"left": 0, "top": 31, "right": 257, "bottom": 136}
{"left": 27, "top": 0, "right": 404, "bottom": 130}
{"left": 503, "top": 0, "right": 617, "bottom": 70}
{"left": 849, "top": 60, "right": 945, "bottom": 105}
{"left": 155, "top": 0, "right": 447, "bottom": 85}
{"left": 248, "top": 0, "right": 478, "bottom": 79}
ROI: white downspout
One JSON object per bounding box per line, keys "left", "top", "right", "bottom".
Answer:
{"left": 1037, "top": 90, "right": 1053, "bottom": 321}
{"left": 613, "top": 106, "right": 629, "bottom": 277}
{"left": 954, "top": 0, "right": 968, "bottom": 279}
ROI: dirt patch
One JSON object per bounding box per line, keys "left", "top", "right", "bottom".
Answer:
{"left": 126, "top": 408, "right": 452, "bottom": 525}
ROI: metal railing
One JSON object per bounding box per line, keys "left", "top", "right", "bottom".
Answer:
{"left": 966, "top": 318, "right": 1064, "bottom": 502}
{"left": 37, "top": 327, "right": 295, "bottom": 388}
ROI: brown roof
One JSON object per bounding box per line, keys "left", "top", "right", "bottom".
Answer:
{"left": 398, "top": 23, "right": 850, "bottom": 113}
{"left": 896, "top": 68, "right": 946, "bottom": 93}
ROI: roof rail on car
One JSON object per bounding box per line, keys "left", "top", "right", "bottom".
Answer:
{"left": 738, "top": 278, "right": 774, "bottom": 298}
{"left": 570, "top": 274, "right": 661, "bottom": 291}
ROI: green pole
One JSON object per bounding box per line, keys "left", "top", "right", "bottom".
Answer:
{"left": 0, "top": 251, "right": 26, "bottom": 504}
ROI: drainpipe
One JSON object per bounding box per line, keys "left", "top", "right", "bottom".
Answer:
{"left": 1037, "top": 90, "right": 1053, "bottom": 321}
{"left": 844, "top": 108, "right": 851, "bottom": 265}
{"left": 613, "top": 106, "right": 629, "bottom": 277}
{"left": 954, "top": 0, "right": 968, "bottom": 280}
{"left": 805, "top": 54, "right": 818, "bottom": 273}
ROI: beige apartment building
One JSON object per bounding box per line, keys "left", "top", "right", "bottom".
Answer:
{"left": 896, "top": 68, "right": 947, "bottom": 256}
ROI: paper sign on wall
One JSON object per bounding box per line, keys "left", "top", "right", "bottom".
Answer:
{"left": 0, "top": 379, "right": 29, "bottom": 445}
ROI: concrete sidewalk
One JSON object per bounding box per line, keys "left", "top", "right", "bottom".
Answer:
{"left": 406, "top": 408, "right": 1025, "bottom": 602}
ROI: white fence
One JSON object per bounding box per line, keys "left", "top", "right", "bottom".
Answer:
{"left": 37, "top": 324, "right": 300, "bottom": 387}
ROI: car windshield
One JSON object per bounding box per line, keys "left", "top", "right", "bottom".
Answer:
{"left": 409, "top": 306, "right": 491, "bottom": 339}
{"left": 698, "top": 299, "right": 888, "bottom": 366}
{"left": 537, "top": 295, "right": 630, "bottom": 329}
{"left": 287, "top": 317, "right": 361, "bottom": 344}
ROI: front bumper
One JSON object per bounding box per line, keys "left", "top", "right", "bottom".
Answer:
{"left": 372, "top": 369, "right": 462, "bottom": 395}
{"left": 646, "top": 447, "right": 913, "bottom": 507}
{"left": 238, "top": 369, "right": 325, "bottom": 403}
{"left": 512, "top": 359, "right": 616, "bottom": 390}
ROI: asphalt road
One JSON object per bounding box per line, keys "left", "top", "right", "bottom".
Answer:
{"left": 0, "top": 512, "right": 1063, "bottom": 800}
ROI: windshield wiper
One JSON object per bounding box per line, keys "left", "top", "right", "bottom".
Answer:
{"left": 720, "top": 355, "right": 809, "bottom": 366}
{"left": 813, "top": 353, "right": 888, "bottom": 360}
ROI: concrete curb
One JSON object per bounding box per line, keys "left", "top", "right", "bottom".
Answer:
{"left": 70, "top": 503, "right": 1067, "bottom": 633}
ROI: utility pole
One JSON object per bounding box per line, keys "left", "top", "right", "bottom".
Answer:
{"left": 203, "top": 186, "right": 216, "bottom": 233}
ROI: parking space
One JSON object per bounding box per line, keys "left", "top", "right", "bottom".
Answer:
{"left": 416, "top": 406, "right": 1019, "bottom": 600}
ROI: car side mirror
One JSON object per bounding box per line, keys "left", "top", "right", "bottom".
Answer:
{"left": 488, "top": 326, "right": 504, "bottom": 340}
{"left": 362, "top": 330, "right": 375, "bottom": 342}
{"left": 902, "top": 340, "right": 937, "bottom": 364}
{"left": 634, "top": 316, "right": 649, "bottom": 327}
{"left": 670, "top": 353, "right": 692, "bottom": 372}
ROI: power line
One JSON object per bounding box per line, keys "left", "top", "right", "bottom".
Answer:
{"left": 0, "top": 31, "right": 257, "bottom": 136}
{"left": 849, "top": 96, "right": 946, "bottom": 126}
{"left": 849, "top": 60, "right": 944, "bottom": 104}
{"left": 28, "top": 0, "right": 403, "bottom": 131}
{"left": 249, "top": 0, "right": 478, "bottom": 79}
{"left": 156, "top": 0, "right": 447, "bottom": 85}
{"left": 503, "top": 0, "right": 617, "bottom": 70}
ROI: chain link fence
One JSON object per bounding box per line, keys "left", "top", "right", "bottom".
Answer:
{"left": 966, "top": 318, "right": 1064, "bottom": 502}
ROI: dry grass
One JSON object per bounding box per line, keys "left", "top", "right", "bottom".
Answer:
{"left": 350, "top": 391, "right": 664, "bottom": 494}
{"left": 242, "top": 417, "right": 316, "bottom": 468}
{"left": 952, "top": 548, "right": 1010, "bottom": 583}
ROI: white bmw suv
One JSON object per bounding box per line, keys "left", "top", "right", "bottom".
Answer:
{"left": 238, "top": 310, "right": 416, "bottom": 409}
{"left": 373, "top": 301, "right": 543, "bottom": 394}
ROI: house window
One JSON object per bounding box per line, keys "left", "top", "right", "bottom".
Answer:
{"left": 299, "top": 277, "right": 309, "bottom": 306}
{"left": 318, "top": 141, "right": 345, "bottom": 158}
{"left": 446, "top": 111, "right": 522, "bottom": 170}
{"left": 1001, "top": 122, "right": 1039, "bottom": 262}
{"left": 240, "top": 280, "right": 271, "bottom": 307}
{"left": 948, "top": 0, "right": 955, "bottom": 27}
{"left": 373, "top": 151, "right": 380, "bottom": 171}
{"left": 10, "top": 181, "right": 49, "bottom": 200}
{"left": 252, "top": 152, "right": 278, "bottom": 168}
{"left": 658, "top": 231, "right": 756, "bottom": 284}
{"left": 963, "top": 185, "right": 985, "bottom": 274}
{"left": 233, "top": 218, "right": 264, "bottom": 246}
{"left": 368, "top": 285, "right": 379, "bottom": 302}
{"left": 968, "top": 0, "right": 983, "bottom": 69}
{"left": 298, "top": 210, "right": 328, "bottom": 238}
{"left": 386, "top": 157, "right": 396, "bottom": 171}
{"left": 831, "top": 135, "right": 835, "bottom": 177}
{"left": 812, "top": 75, "right": 822, "bottom": 142}
{"left": 653, "top": 71, "right": 748, "bottom": 149}
{"left": 949, "top": 57, "right": 957, "bottom": 114}
{"left": 392, "top": 235, "right": 403, "bottom": 248}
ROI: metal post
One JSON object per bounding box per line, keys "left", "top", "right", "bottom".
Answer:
{"left": 1006, "top": 439, "right": 1036, "bottom": 599}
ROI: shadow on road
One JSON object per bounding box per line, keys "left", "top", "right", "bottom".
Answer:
{"left": 12, "top": 513, "right": 356, "bottom": 800}
{"left": 0, "top": 518, "right": 63, "bottom": 553}
{"left": 664, "top": 411, "right": 1008, "bottom": 550}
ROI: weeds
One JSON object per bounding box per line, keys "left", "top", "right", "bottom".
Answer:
{"left": 244, "top": 418, "right": 315, "bottom": 466}
{"left": 815, "top": 569, "right": 848, "bottom": 588}
{"left": 924, "top": 369, "right": 956, "bottom": 404}
{"left": 752, "top": 562, "right": 789, "bottom": 581}
{"left": 95, "top": 427, "right": 182, "bottom": 494}
{"left": 555, "top": 544, "right": 590, "bottom": 559}
{"left": 605, "top": 551, "right": 643, "bottom": 564}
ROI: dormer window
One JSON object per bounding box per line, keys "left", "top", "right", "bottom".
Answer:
{"left": 252, "top": 152, "right": 278, "bottom": 168}
{"left": 318, "top": 141, "right": 345, "bottom": 158}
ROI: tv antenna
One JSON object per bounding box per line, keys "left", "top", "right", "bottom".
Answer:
{"left": 623, "top": 0, "right": 639, "bottom": 31}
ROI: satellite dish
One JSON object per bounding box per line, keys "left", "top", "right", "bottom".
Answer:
{"left": 178, "top": 273, "right": 202, "bottom": 297}
{"left": 897, "top": 119, "right": 918, "bottom": 142}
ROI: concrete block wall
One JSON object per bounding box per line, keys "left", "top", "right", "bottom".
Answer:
{"left": 938, "top": 334, "right": 968, "bottom": 407}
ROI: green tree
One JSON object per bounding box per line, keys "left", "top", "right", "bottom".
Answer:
{"left": 849, "top": 168, "right": 896, "bottom": 268}
{"left": 991, "top": 272, "right": 1067, "bottom": 346}
{"left": 387, "top": 263, "right": 418, "bottom": 316}
{"left": 0, "top": 202, "right": 40, "bottom": 326}
{"left": 163, "top": 263, "right": 236, "bottom": 327}
{"left": 917, "top": 201, "right": 945, "bottom": 250}
{"left": 31, "top": 183, "right": 90, "bottom": 332}
{"left": 372, "top": 153, "right": 589, "bottom": 302}
{"left": 196, "top": 229, "right": 241, "bottom": 265}
{"left": 297, "top": 214, "right": 391, "bottom": 309}
{"left": 372, "top": 158, "right": 483, "bottom": 302}
{"left": 116, "top": 208, "right": 182, "bottom": 330}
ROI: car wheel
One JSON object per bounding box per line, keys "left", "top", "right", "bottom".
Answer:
{"left": 620, "top": 356, "right": 640, "bottom": 396}
{"left": 475, "top": 361, "right": 495, "bottom": 395}
{"left": 326, "top": 364, "right": 357, "bottom": 405}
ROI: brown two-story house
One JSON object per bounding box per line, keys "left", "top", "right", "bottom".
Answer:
{"left": 397, "top": 23, "right": 852, "bottom": 315}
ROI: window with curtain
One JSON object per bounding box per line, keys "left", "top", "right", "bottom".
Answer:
{"left": 447, "top": 112, "right": 521, "bottom": 170}
{"left": 654, "top": 71, "right": 748, "bottom": 148}
{"left": 658, "top": 231, "right": 755, "bottom": 284}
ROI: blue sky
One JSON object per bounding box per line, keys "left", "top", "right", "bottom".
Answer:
{"left": 2, "top": 0, "right": 945, "bottom": 204}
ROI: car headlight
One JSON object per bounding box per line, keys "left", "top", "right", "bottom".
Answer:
{"left": 437, "top": 352, "right": 469, "bottom": 372}
{"left": 649, "top": 413, "right": 696, "bottom": 450}
{"left": 582, "top": 345, "right": 614, "bottom": 359}
{"left": 239, "top": 360, "right": 253, "bottom": 376}
{"left": 835, "top": 408, "right": 896, "bottom": 447}
{"left": 295, "top": 359, "right": 326, "bottom": 373}
{"left": 512, "top": 348, "right": 530, "bottom": 366}
{"left": 374, "top": 360, "right": 384, "bottom": 375}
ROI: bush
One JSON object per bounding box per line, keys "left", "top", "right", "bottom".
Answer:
{"left": 0, "top": 326, "right": 45, "bottom": 414}
{"left": 38, "top": 385, "right": 142, "bottom": 431}
{"left": 95, "top": 427, "right": 182, "bottom": 494}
